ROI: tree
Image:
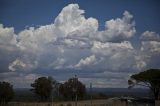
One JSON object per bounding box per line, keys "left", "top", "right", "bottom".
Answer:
{"left": 59, "top": 76, "right": 86, "bottom": 100}
{"left": 0, "top": 81, "right": 14, "bottom": 104}
{"left": 128, "top": 69, "right": 160, "bottom": 100}
{"left": 31, "top": 77, "right": 55, "bottom": 101}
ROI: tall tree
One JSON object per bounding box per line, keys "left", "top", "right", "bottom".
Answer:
{"left": 0, "top": 81, "right": 14, "bottom": 104}
{"left": 128, "top": 69, "right": 160, "bottom": 100}
{"left": 31, "top": 77, "right": 55, "bottom": 101}
{"left": 59, "top": 76, "right": 86, "bottom": 100}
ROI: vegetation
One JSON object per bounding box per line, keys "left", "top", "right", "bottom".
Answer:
{"left": 1, "top": 70, "right": 159, "bottom": 104}
{"left": 128, "top": 69, "right": 160, "bottom": 100}
{"left": 59, "top": 104, "right": 64, "bottom": 106}
{"left": 0, "top": 81, "right": 14, "bottom": 104}
{"left": 31, "top": 77, "right": 55, "bottom": 101}
{"left": 66, "top": 103, "right": 72, "bottom": 106}
{"left": 59, "top": 75, "right": 86, "bottom": 100}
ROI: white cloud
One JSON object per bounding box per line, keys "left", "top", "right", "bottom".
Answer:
{"left": 49, "top": 58, "right": 66, "bottom": 69}
{"left": 95, "top": 11, "right": 136, "bottom": 42}
{"left": 8, "top": 59, "right": 37, "bottom": 71}
{"left": 54, "top": 4, "right": 98, "bottom": 37}
{"left": 141, "top": 41, "right": 160, "bottom": 54}
{"left": 133, "top": 55, "right": 147, "bottom": 70}
{"left": 0, "top": 24, "right": 17, "bottom": 51}
{"left": 91, "top": 41, "right": 133, "bottom": 56}
{"left": 75, "top": 55, "right": 97, "bottom": 68}
{"left": 140, "top": 31, "right": 160, "bottom": 41}
{"left": 90, "top": 41, "right": 148, "bottom": 71}
{"left": 17, "top": 24, "right": 56, "bottom": 53}
{"left": 0, "top": 3, "right": 159, "bottom": 88}
{"left": 0, "top": 24, "right": 17, "bottom": 45}
{"left": 140, "top": 31, "right": 160, "bottom": 55}
{"left": 139, "top": 31, "right": 160, "bottom": 70}
{"left": 53, "top": 38, "right": 91, "bottom": 49}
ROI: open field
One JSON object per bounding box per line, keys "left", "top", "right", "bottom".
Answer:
{"left": 2, "top": 98, "right": 154, "bottom": 106}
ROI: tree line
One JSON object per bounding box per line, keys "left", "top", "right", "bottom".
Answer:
{"left": 0, "top": 75, "right": 86, "bottom": 104}
{"left": 0, "top": 69, "right": 160, "bottom": 104}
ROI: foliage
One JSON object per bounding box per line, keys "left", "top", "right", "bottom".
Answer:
{"left": 59, "top": 76, "right": 86, "bottom": 100}
{"left": 128, "top": 69, "right": 160, "bottom": 100}
{"left": 31, "top": 77, "right": 55, "bottom": 101}
{"left": 0, "top": 81, "right": 14, "bottom": 103}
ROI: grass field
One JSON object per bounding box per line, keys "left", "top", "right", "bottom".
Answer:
{"left": 2, "top": 98, "right": 154, "bottom": 106}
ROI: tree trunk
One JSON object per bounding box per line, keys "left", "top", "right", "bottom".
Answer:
{"left": 153, "top": 89, "right": 159, "bottom": 100}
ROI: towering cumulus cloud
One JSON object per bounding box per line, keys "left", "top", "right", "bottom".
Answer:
{"left": 0, "top": 4, "right": 159, "bottom": 88}
{"left": 96, "top": 11, "right": 136, "bottom": 42}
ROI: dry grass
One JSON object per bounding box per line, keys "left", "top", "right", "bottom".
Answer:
{"left": 2, "top": 99, "right": 153, "bottom": 106}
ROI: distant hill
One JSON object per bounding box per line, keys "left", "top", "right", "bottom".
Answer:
{"left": 13, "top": 88, "right": 152, "bottom": 101}
{"left": 86, "top": 88, "right": 151, "bottom": 98}
{"left": 13, "top": 88, "right": 36, "bottom": 102}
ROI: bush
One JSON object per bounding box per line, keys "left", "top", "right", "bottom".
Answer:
{"left": 0, "top": 81, "right": 14, "bottom": 104}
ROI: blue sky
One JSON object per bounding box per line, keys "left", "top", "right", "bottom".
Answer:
{"left": 0, "top": 0, "right": 160, "bottom": 88}
{"left": 1, "top": 0, "right": 160, "bottom": 32}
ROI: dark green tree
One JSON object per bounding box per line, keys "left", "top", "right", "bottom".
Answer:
{"left": 128, "top": 69, "right": 160, "bottom": 100}
{"left": 0, "top": 81, "right": 14, "bottom": 104}
{"left": 31, "top": 77, "right": 55, "bottom": 101}
{"left": 59, "top": 76, "right": 86, "bottom": 100}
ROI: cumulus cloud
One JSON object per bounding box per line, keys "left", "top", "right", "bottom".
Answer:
{"left": 53, "top": 38, "right": 91, "bottom": 49}
{"left": 8, "top": 59, "right": 38, "bottom": 71}
{"left": 140, "top": 31, "right": 160, "bottom": 41}
{"left": 54, "top": 4, "right": 98, "bottom": 37}
{"left": 17, "top": 25, "right": 56, "bottom": 53}
{"left": 133, "top": 55, "right": 147, "bottom": 70}
{"left": 90, "top": 41, "right": 147, "bottom": 71}
{"left": 49, "top": 58, "right": 66, "bottom": 69}
{"left": 0, "top": 24, "right": 17, "bottom": 51}
{"left": 9, "top": 59, "right": 26, "bottom": 71}
{"left": 0, "top": 3, "right": 159, "bottom": 87}
{"left": 139, "top": 31, "right": 160, "bottom": 70}
{"left": 0, "top": 24, "right": 19, "bottom": 73}
{"left": 140, "top": 31, "right": 160, "bottom": 54}
{"left": 0, "top": 24, "right": 17, "bottom": 45}
{"left": 95, "top": 11, "right": 136, "bottom": 42}
{"left": 141, "top": 41, "right": 160, "bottom": 54}
{"left": 91, "top": 41, "right": 133, "bottom": 56}
{"left": 75, "top": 55, "right": 97, "bottom": 68}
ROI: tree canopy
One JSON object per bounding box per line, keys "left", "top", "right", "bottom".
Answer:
{"left": 128, "top": 69, "right": 160, "bottom": 100}
{"left": 59, "top": 76, "right": 86, "bottom": 100}
{"left": 0, "top": 81, "right": 14, "bottom": 104}
{"left": 31, "top": 77, "right": 55, "bottom": 101}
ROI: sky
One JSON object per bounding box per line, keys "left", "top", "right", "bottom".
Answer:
{"left": 0, "top": 0, "right": 160, "bottom": 88}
